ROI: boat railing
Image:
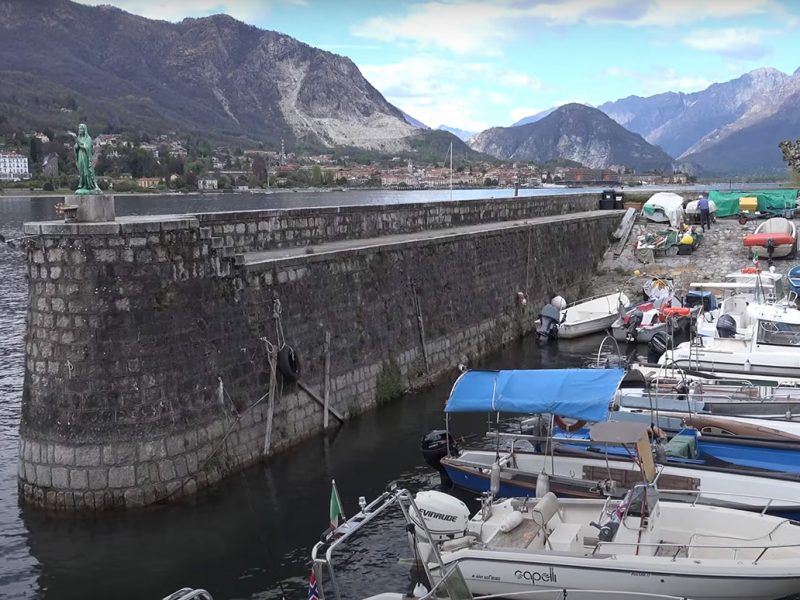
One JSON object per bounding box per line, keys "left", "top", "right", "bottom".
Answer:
{"left": 656, "top": 488, "right": 800, "bottom": 515}
{"left": 591, "top": 537, "right": 800, "bottom": 564}
{"left": 311, "top": 485, "right": 457, "bottom": 600}
{"left": 161, "top": 590, "right": 213, "bottom": 600}
{"left": 564, "top": 291, "right": 627, "bottom": 310}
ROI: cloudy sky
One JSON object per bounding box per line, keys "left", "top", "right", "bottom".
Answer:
{"left": 79, "top": 0, "right": 800, "bottom": 132}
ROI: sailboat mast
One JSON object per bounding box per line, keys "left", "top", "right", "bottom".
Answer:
{"left": 449, "top": 142, "right": 453, "bottom": 201}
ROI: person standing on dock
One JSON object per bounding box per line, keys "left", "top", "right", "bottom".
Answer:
{"left": 698, "top": 194, "right": 711, "bottom": 231}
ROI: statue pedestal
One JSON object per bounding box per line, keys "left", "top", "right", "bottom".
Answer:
{"left": 64, "top": 194, "right": 115, "bottom": 223}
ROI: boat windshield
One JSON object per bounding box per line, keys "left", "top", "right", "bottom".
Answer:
{"left": 430, "top": 565, "right": 473, "bottom": 600}
{"left": 757, "top": 320, "right": 800, "bottom": 346}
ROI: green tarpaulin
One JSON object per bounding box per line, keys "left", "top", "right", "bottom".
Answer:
{"left": 708, "top": 189, "right": 798, "bottom": 218}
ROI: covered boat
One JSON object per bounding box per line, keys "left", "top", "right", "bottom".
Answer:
{"left": 426, "top": 369, "right": 800, "bottom": 518}
{"left": 642, "top": 192, "right": 684, "bottom": 227}
{"left": 743, "top": 217, "right": 797, "bottom": 260}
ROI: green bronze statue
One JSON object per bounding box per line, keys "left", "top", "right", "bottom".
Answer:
{"left": 74, "top": 123, "right": 101, "bottom": 195}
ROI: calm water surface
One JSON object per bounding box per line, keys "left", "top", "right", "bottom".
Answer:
{"left": 0, "top": 188, "right": 666, "bottom": 600}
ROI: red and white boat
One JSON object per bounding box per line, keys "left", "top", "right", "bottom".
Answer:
{"left": 743, "top": 217, "right": 796, "bottom": 260}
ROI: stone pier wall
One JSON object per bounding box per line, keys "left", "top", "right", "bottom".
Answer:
{"left": 18, "top": 196, "right": 620, "bottom": 510}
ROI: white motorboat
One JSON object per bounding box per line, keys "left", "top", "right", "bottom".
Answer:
{"left": 661, "top": 301, "right": 800, "bottom": 378}
{"left": 691, "top": 269, "right": 786, "bottom": 339}
{"left": 536, "top": 292, "right": 630, "bottom": 339}
{"left": 312, "top": 486, "right": 695, "bottom": 600}
{"left": 744, "top": 217, "right": 797, "bottom": 260}
{"left": 417, "top": 422, "right": 800, "bottom": 600}
{"left": 414, "top": 484, "right": 800, "bottom": 600}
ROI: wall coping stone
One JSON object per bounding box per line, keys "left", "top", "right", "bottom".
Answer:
{"left": 243, "top": 210, "right": 623, "bottom": 271}
{"left": 190, "top": 192, "right": 600, "bottom": 221}
{"left": 26, "top": 215, "right": 200, "bottom": 236}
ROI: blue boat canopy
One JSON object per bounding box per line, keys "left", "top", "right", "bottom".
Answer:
{"left": 444, "top": 368, "right": 624, "bottom": 422}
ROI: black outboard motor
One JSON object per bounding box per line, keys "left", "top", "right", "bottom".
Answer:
{"left": 536, "top": 303, "right": 561, "bottom": 340}
{"left": 716, "top": 313, "right": 737, "bottom": 338}
{"left": 421, "top": 430, "right": 459, "bottom": 490}
{"left": 625, "top": 310, "right": 644, "bottom": 343}
{"left": 648, "top": 331, "right": 671, "bottom": 357}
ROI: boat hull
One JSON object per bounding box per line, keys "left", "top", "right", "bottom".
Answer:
{"left": 441, "top": 451, "right": 800, "bottom": 520}
{"left": 558, "top": 313, "right": 619, "bottom": 339}
{"left": 432, "top": 551, "right": 800, "bottom": 600}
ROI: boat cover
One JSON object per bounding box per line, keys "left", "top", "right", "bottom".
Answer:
{"left": 444, "top": 368, "right": 623, "bottom": 421}
{"left": 708, "top": 189, "right": 798, "bottom": 218}
{"left": 642, "top": 192, "right": 684, "bottom": 227}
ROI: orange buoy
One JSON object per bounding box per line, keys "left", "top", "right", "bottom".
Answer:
{"left": 660, "top": 306, "right": 690, "bottom": 317}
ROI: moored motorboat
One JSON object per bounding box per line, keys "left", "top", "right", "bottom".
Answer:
{"left": 426, "top": 368, "right": 800, "bottom": 517}
{"left": 416, "top": 424, "right": 800, "bottom": 600}
{"left": 415, "top": 484, "right": 800, "bottom": 600}
{"left": 661, "top": 301, "right": 800, "bottom": 378}
{"left": 536, "top": 292, "right": 629, "bottom": 340}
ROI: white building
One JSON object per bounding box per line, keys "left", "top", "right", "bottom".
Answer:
{"left": 0, "top": 153, "right": 30, "bottom": 181}
{"left": 198, "top": 178, "right": 218, "bottom": 191}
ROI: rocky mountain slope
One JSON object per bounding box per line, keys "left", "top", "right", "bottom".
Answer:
{"left": 599, "top": 68, "right": 800, "bottom": 174}
{"left": 0, "top": 0, "right": 459, "bottom": 153}
{"left": 470, "top": 103, "right": 675, "bottom": 172}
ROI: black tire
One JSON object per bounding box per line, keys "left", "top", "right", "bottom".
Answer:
{"left": 277, "top": 345, "right": 301, "bottom": 382}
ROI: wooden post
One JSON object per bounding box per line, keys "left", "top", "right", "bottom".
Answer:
{"left": 323, "top": 331, "right": 331, "bottom": 429}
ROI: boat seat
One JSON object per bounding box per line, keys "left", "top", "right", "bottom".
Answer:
{"left": 525, "top": 492, "right": 564, "bottom": 550}
{"left": 548, "top": 522, "right": 582, "bottom": 551}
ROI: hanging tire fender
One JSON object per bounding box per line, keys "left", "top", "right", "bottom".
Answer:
{"left": 277, "top": 345, "right": 301, "bottom": 382}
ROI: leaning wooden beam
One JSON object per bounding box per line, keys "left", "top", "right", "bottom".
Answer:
{"left": 297, "top": 380, "right": 345, "bottom": 423}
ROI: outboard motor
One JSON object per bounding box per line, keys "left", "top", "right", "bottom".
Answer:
{"left": 625, "top": 310, "right": 644, "bottom": 343}
{"left": 412, "top": 490, "right": 470, "bottom": 542}
{"left": 648, "top": 331, "right": 671, "bottom": 358}
{"left": 536, "top": 303, "right": 561, "bottom": 340}
{"left": 421, "top": 430, "right": 459, "bottom": 490}
{"left": 716, "top": 313, "right": 737, "bottom": 338}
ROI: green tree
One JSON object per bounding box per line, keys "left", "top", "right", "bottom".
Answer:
{"left": 29, "top": 137, "right": 42, "bottom": 165}
{"left": 310, "top": 164, "right": 323, "bottom": 186}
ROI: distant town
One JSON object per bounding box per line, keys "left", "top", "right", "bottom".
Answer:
{"left": 0, "top": 130, "right": 696, "bottom": 194}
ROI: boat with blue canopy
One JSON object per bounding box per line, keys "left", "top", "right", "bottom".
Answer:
{"left": 423, "top": 368, "right": 800, "bottom": 519}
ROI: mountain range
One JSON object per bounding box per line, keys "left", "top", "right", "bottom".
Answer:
{"left": 0, "top": 0, "right": 474, "bottom": 158}
{"left": 470, "top": 103, "right": 676, "bottom": 173}
{"left": 597, "top": 67, "right": 800, "bottom": 176}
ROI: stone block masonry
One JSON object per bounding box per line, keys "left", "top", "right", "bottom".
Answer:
{"left": 18, "top": 195, "right": 621, "bottom": 510}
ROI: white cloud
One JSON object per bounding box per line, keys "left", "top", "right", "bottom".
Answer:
{"left": 683, "top": 27, "right": 772, "bottom": 60}
{"left": 77, "top": 1, "right": 302, "bottom": 23}
{"left": 351, "top": 0, "right": 782, "bottom": 57}
{"left": 361, "top": 57, "right": 498, "bottom": 130}
{"left": 351, "top": 2, "right": 514, "bottom": 55}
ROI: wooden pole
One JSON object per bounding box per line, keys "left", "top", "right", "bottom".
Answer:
{"left": 323, "top": 330, "right": 331, "bottom": 429}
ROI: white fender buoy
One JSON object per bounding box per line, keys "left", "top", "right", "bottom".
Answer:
{"left": 499, "top": 510, "right": 524, "bottom": 533}
{"left": 551, "top": 295, "right": 567, "bottom": 310}
{"left": 490, "top": 462, "right": 501, "bottom": 496}
{"left": 536, "top": 472, "right": 550, "bottom": 498}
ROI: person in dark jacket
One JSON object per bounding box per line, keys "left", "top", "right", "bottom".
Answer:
{"left": 698, "top": 195, "right": 711, "bottom": 231}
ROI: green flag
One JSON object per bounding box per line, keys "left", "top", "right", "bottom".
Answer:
{"left": 330, "top": 479, "right": 344, "bottom": 529}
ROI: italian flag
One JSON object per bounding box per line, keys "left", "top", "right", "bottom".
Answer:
{"left": 330, "top": 479, "right": 345, "bottom": 530}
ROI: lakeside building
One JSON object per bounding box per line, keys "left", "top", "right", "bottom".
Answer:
{"left": 0, "top": 153, "right": 30, "bottom": 181}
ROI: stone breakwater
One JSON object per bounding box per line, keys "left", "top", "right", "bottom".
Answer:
{"left": 18, "top": 195, "right": 621, "bottom": 510}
